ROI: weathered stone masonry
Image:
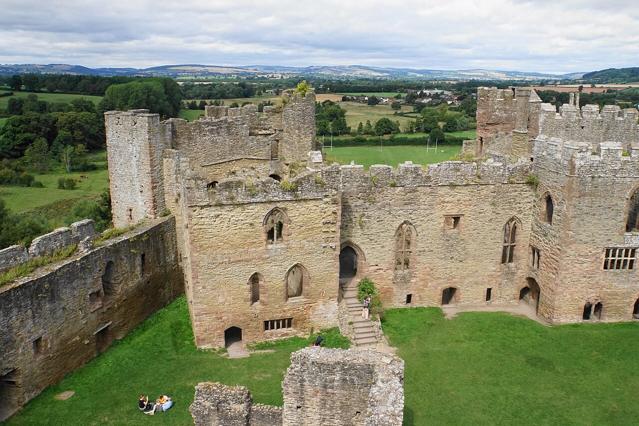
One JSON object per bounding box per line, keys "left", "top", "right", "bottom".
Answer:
{"left": 0, "top": 217, "right": 183, "bottom": 421}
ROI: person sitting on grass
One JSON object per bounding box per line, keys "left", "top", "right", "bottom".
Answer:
{"left": 138, "top": 395, "right": 155, "bottom": 414}
{"left": 154, "top": 395, "right": 173, "bottom": 413}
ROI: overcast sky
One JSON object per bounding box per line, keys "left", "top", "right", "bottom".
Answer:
{"left": 0, "top": 0, "right": 637, "bottom": 73}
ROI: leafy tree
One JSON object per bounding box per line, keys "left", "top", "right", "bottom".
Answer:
{"left": 7, "top": 98, "right": 23, "bottom": 115}
{"left": 69, "top": 98, "right": 96, "bottom": 113}
{"left": 315, "top": 101, "right": 350, "bottom": 136}
{"left": 56, "top": 112, "right": 104, "bottom": 150}
{"left": 69, "top": 190, "right": 112, "bottom": 231}
{"left": 367, "top": 96, "right": 380, "bottom": 106}
{"left": 60, "top": 144, "right": 87, "bottom": 173}
{"left": 363, "top": 120, "right": 374, "bottom": 135}
{"left": 374, "top": 118, "right": 400, "bottom": 136}
{"left": 356, "top": 122, "right": 363, "bottom": 135}
{"left": 9, "top": 75, "right": 22, "bottom": 91}
{"left": 429, "top": 127, "right": 445, "bottom": 145}
{"left": 22, "top": 137, "right": 50, "bottom": 172}
{"left": 295, "top": 80, "right": 311, "bottom": 96}
{"left": 391, "top": 102, "right": 401, "bottom": 110}
{"left": 198, "top": 100, "right": 207, "bottom": 110}
{"left": 22, "top": 94, "right": 48, "bottom": 114}
{"left": 0, "top": 113, "right": 57, "bottom": 158}
{"left": 99, "top": 78, "right": 182, "bottom": 117}
{"left": 22, "top": 74, "right": 41, "bottom": 92}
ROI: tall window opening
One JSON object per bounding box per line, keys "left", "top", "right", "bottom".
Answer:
{"left": 286, "top": 264, "right": 308, "bottom": 299}
{"left": 542, "top": 194, "right": 554, "bottom": 224}
{"left": 501, "top": 218, "right": 518, "bottom": 264}
{"left": 395, "top": 222, "right": 415, "bottom": 271}
{"left": 633, "top": 299, "right": 639, "bottom": 319}
{"left": 593, "top": 302, "right": 603, "bottom": 320}
{"left": 626, "top": 188, "right": 639, "bottom": 232}
{"left": 264, "top": 208, "right": 288, "bottom": 244}
{"left": 249, "top": 273, "right": 262, "bottom": 305}
{"left": 101, "top": 261, "right": 115, "bottom": 297}
{"left": 530, "top": 246, "right": 541, "bottom": 269}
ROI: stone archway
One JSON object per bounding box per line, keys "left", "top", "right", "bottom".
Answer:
{"left": 224, "top": 326, "right": 242, "bottom": 347}
{"left": 339, "top": 246, "right": 358, "bottom": 280}
{"left": 519, "top": 278, "right": 540, "bottom": 313}
{"left": 441, "top": 287, "right": 457, "bottom": 305}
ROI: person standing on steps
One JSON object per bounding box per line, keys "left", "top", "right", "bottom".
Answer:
{"left": 362, "top": 296, "right": 371, "bottom": 319}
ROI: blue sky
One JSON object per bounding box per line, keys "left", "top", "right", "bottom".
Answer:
{"left": 0, "top": 0, "right": 637, "bottom": 73}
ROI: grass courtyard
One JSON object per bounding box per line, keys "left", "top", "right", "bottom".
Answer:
{"left": 383, "top": 308, "right": 639, "bottom": 425}
{"left": 7, "top": 297, "right": 349, "bottom": 425}
{"left": 324, "top": 144, "right": 462, "bottom": 168}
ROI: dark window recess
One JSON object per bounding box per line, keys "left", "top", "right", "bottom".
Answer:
{"left": 485, "top": 288, "right": 492, "bottom": 302}
{"left": 207, "top": 181, "right": 218, "bottom": 189}
{"left": 33, "top": 337, "right": 43, "bottom": 355}
{"left": 441, "top": 287, "right": 457, "bottom": 305}
{"left": 603, "top": 247, "right": 636, "bottom": 270}
{"left": 405, "top": 294, "right": 412, "bottom": 304}
{"left": 445, "top": 215, "right": 462, "bottom": 230}
{"left": 530, "top": 246, "right": 541, "bottom": 269}
{"left": 264, "top": 318, "right": 293, "bottom": 331}
{"left": 140, "top": 253, "right": 146, "bottom": 275}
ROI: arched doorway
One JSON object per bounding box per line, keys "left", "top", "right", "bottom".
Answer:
{"left": 339, "top": 246, "right": 358, "bottom": 280}
{"left": 633, "top": 299, "right": 639, "bottom": 319}
{"left": 519, "top": 278, "right": 541, "bottom": 313}
{"left": 441, "top": 287, "right": 457, "bottom": 305}
{"left": 224, "top": 327, "right": 242, "bottom": 347}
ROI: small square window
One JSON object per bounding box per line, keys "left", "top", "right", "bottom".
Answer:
{"left": 444, "top": 215, "right": 462, "bottom": 230}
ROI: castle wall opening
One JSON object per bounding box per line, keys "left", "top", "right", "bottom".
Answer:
{"left": 0, "top": 369, "right": 20, "bottom": 421}
{"left": 95, "top": 324, "right": 113, "bottom": 354}
{"left": 249, "top": 273, "right": 262, "bottom": 305}
{"left": 582, "top": 302, "right": 593, "bottom": 320}
{"left": 633, "top": 299, "right": 639, "bottom": 319}
{"left": 519, "top": 278, "right": 540, "bottom": 313}
{"left": 339, "top": 246, "right": 358, "bottom": 280}
{"left": 224, "top": 326, "right": 242, "bottom": 347}
{"left": 286, "top": 264, "right": 307, "bottom": 299}
{"left": 102, "top": 261, "right": 115, "bottom": 298}
{"left": 626, "top": 188, "right": 639, "bottom": 232}
{"left": 441, "top": 287, "right": 457, "bottom": 305}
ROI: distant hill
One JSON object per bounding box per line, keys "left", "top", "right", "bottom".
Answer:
{"left": 581, "top": 67, "right": 639, "bottom": 83}
{"left": 0, "top": 63, "right": 581, "bottom": 81}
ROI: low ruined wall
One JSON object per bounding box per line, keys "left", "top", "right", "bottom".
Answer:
{"left": 0, "top": 219, "right": 96, "bottom": 273}
{"left": 282, "top": 348, "right": 404, "bottom": 426}
{"left": 190, "top": 348, "right": 403, "bottom": 426}
{"left": 0, "top": 216, "right": 183, "bottom": 421}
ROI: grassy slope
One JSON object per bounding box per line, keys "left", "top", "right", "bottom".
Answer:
{"left": 0, "top": 152, "right": 109, "bottom": 215}
{"left": 8, "top": 297, "right": 349, "bottom": 426}
{"left": 0, "top": 91, "right": 103, "bottom": 109}
{"left": 324, "top": 145, "right": 461, "bottom": 168}
{"left": 383, "top": 308, "right": 639, "bottom": 426}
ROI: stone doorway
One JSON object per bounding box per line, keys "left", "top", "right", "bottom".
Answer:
{"left": 441, "top": 287, "right": 457, "bottom": 305}
{"left": 339, "top": 246, "right": 358, "bottom": 280}
{"left": 224, "top": 326, "right": 242, "bottom": 347}
{"left": 519, "top": 278, "right": 540, "bottom": 313}
{"left": 633, "top": 299, "right": 639, "bottom": 319}
{"left": 0, "top": 369, "right": 20, "bottom": 421}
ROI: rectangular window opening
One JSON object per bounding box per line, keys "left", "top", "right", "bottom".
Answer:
{"left": 445, "top": 215, "right": 462, "bottom": 230}
{"left": 33, "top": 337, "right": 43, "bottom": 356}
{"left": 264, "top": 318, "right": 293, "bottom": 331}
{"left": 405, "top": 294, "right": 412, "bottom": 304}
{"left": 485, "top": 288, "right": 492, "bottom": 302}
{"left": 603, "top": 247, "right": 636, "bottom": 270}
{"left": 530, "top": 246, "right": 540, "bottom": 269}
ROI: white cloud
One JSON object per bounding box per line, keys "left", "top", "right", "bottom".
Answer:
{"left": 0, "top": 0, "right": 636, "bottom": 72}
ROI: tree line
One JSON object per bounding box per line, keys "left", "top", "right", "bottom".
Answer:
{"left": 0, "top": 74, "right": 136, "bottom": 96}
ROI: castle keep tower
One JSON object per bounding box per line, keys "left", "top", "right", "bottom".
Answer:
{"left": 105, "top": 109, "right": 168, "bottom": 228}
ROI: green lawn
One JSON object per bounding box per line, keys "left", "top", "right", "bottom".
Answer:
{"left": 340, "top": 91, "right": 403, "bottom": 98}
{"left": 7, "top": 297, "right": 349, "bottom": 425}
{"left": 324, "top": 144, "right": 461, "bottom": 168}
{"left": 340, "top": 102, "right": 415, "bottom": 130}
{"left": 383, "top": 308, "right": 639, "bottom": 425}
{"left": 178, "top": 109, "right": 204, "bottom": 121}
{"left": 0, "top": 152, "right": 109, "bottom": 215}
{"left": 0, "top": 91, "right": 103, "bottom": 110}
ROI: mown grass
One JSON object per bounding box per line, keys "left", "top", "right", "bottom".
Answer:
{"left": 339, "top": 101, "right": 415, "bottom": 130}
{"left": 0, "top": 151, "right": 109, "bottom": 214}
{"left": 0, "top": 91, "right": 102, "bottom": 110}
{"left": 178, "top": 109, "right": 204, "bottom": 121}
{"left": 324, "top": 144, "right": 461, "bottom": 168}
{"left": 7, "top": 296, "right": 349, "bottom": 425}
{"left": 339, "top": 91, "right": 403, "bottom": 98}
{"left": 383, "top": 308, "right": 639, "bottom": 426}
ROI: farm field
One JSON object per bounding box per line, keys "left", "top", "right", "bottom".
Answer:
{"left": 383, "top": 308, "right": 639, "bottom": 425}
{"left": 0, "top": 91, "right": 103, "bottom": 109}
{"left": 178, "top": 109, "right": 204, "bottom": 121}
{"left": 0, "top": 151, "right": 109, "bottom": 216}
{"left": 7, "top": 297, "right": 349, "bottom": 426}
{"left": 339, "top": 101, "right": 415, "bottom": 130}
{"left": 340, "top": 91, "right": 403, "bottom": 98}
{"left": 324, "top": 144, "right": 461, "bottom": 168}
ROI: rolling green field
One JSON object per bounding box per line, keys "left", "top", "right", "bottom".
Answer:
{"left": 340, "top": 91, "right": 403, "bottom": 98}
{"left": 7, "top": 297, "right": 349, "bottom": 426}
{"left": 340, "top": 101, "right": 415, "bottom": 130}
{"left": 0, "top": 151, "right": 109, "bottom": 215}
{"left": 383, "top": 308, "right": 639, "bottom": 425}
{"left": 0, "top": 91, "right": 103, "bottom": 110}
{"left": 324, "top": 144, "right": 461, "bottom": 168}
{"left": 178, "top": 109, "right": 204, "bottom": 121}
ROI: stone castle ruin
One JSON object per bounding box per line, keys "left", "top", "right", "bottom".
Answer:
{"left": 2, "top": 85, "right": 638, "bottom": 422}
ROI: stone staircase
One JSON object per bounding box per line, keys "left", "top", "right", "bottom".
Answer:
{"left": 341, "top": 278, "right": 379, "bottom": 348}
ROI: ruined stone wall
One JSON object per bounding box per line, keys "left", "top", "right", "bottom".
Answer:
{"left": 532, "top": 139, "right": 639, "bottom": 323}
{"left": 0, "top": 217, "right": 183, "bottom": 421}
{"left": 182, "top": 186, "right": 341, "bottom": 348}
{"left": 105, "top": 110, "right": 168, "bottom": 228}
{"left": 336, "top": 162, "right": 536, "bottom": 310}
{"left": 538, "top": 103, "right": 639, "bottom": 151}
{"left": 282, "top": 348, "right": 404, "bottom": 426}
{"left": 281, "top": 92, "right": 316, "bottom": 163}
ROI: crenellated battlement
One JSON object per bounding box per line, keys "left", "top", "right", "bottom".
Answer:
{"left": 197, "top": 159, "right": 533, "bottom": 207}
{"left": 538, "top": 102, "right": 639, "bottom": 149}
{"left": 534, "top": 137, "right": 639, "bottom": 177}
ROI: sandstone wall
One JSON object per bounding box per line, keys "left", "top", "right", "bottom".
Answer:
{"left": 282, "top": 348, "right": 404, "bottom": 426}
{"left": 0, "top": 217, "right": 183, "bottom": 421}
{"left": 105, "top": 110, "right": 168, "bottom": 228}
{"left": 533, "top": 139, "right": 639, "bottom": 323}
{"left": 183, "top": 193, "right": 341, "bottom": 348}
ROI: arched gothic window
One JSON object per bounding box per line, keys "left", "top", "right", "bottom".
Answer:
{"left": 542, "top": 193, "right": 554, "bottom": 224}
{"left": 264, "top": 208, "right": 288, "bottom": 244}
{"left": 501, "top": 218, "right": 518, "bottom": 264}
{"left": 395, "top": 222, "right": 415, "bottom": 271}
{"left": 285, "top": 264, "right": 308, "bottom": 299}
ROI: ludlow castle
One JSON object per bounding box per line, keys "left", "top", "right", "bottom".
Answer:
{"left": 2, "top": 86, "right": 639, "bottom": 422}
